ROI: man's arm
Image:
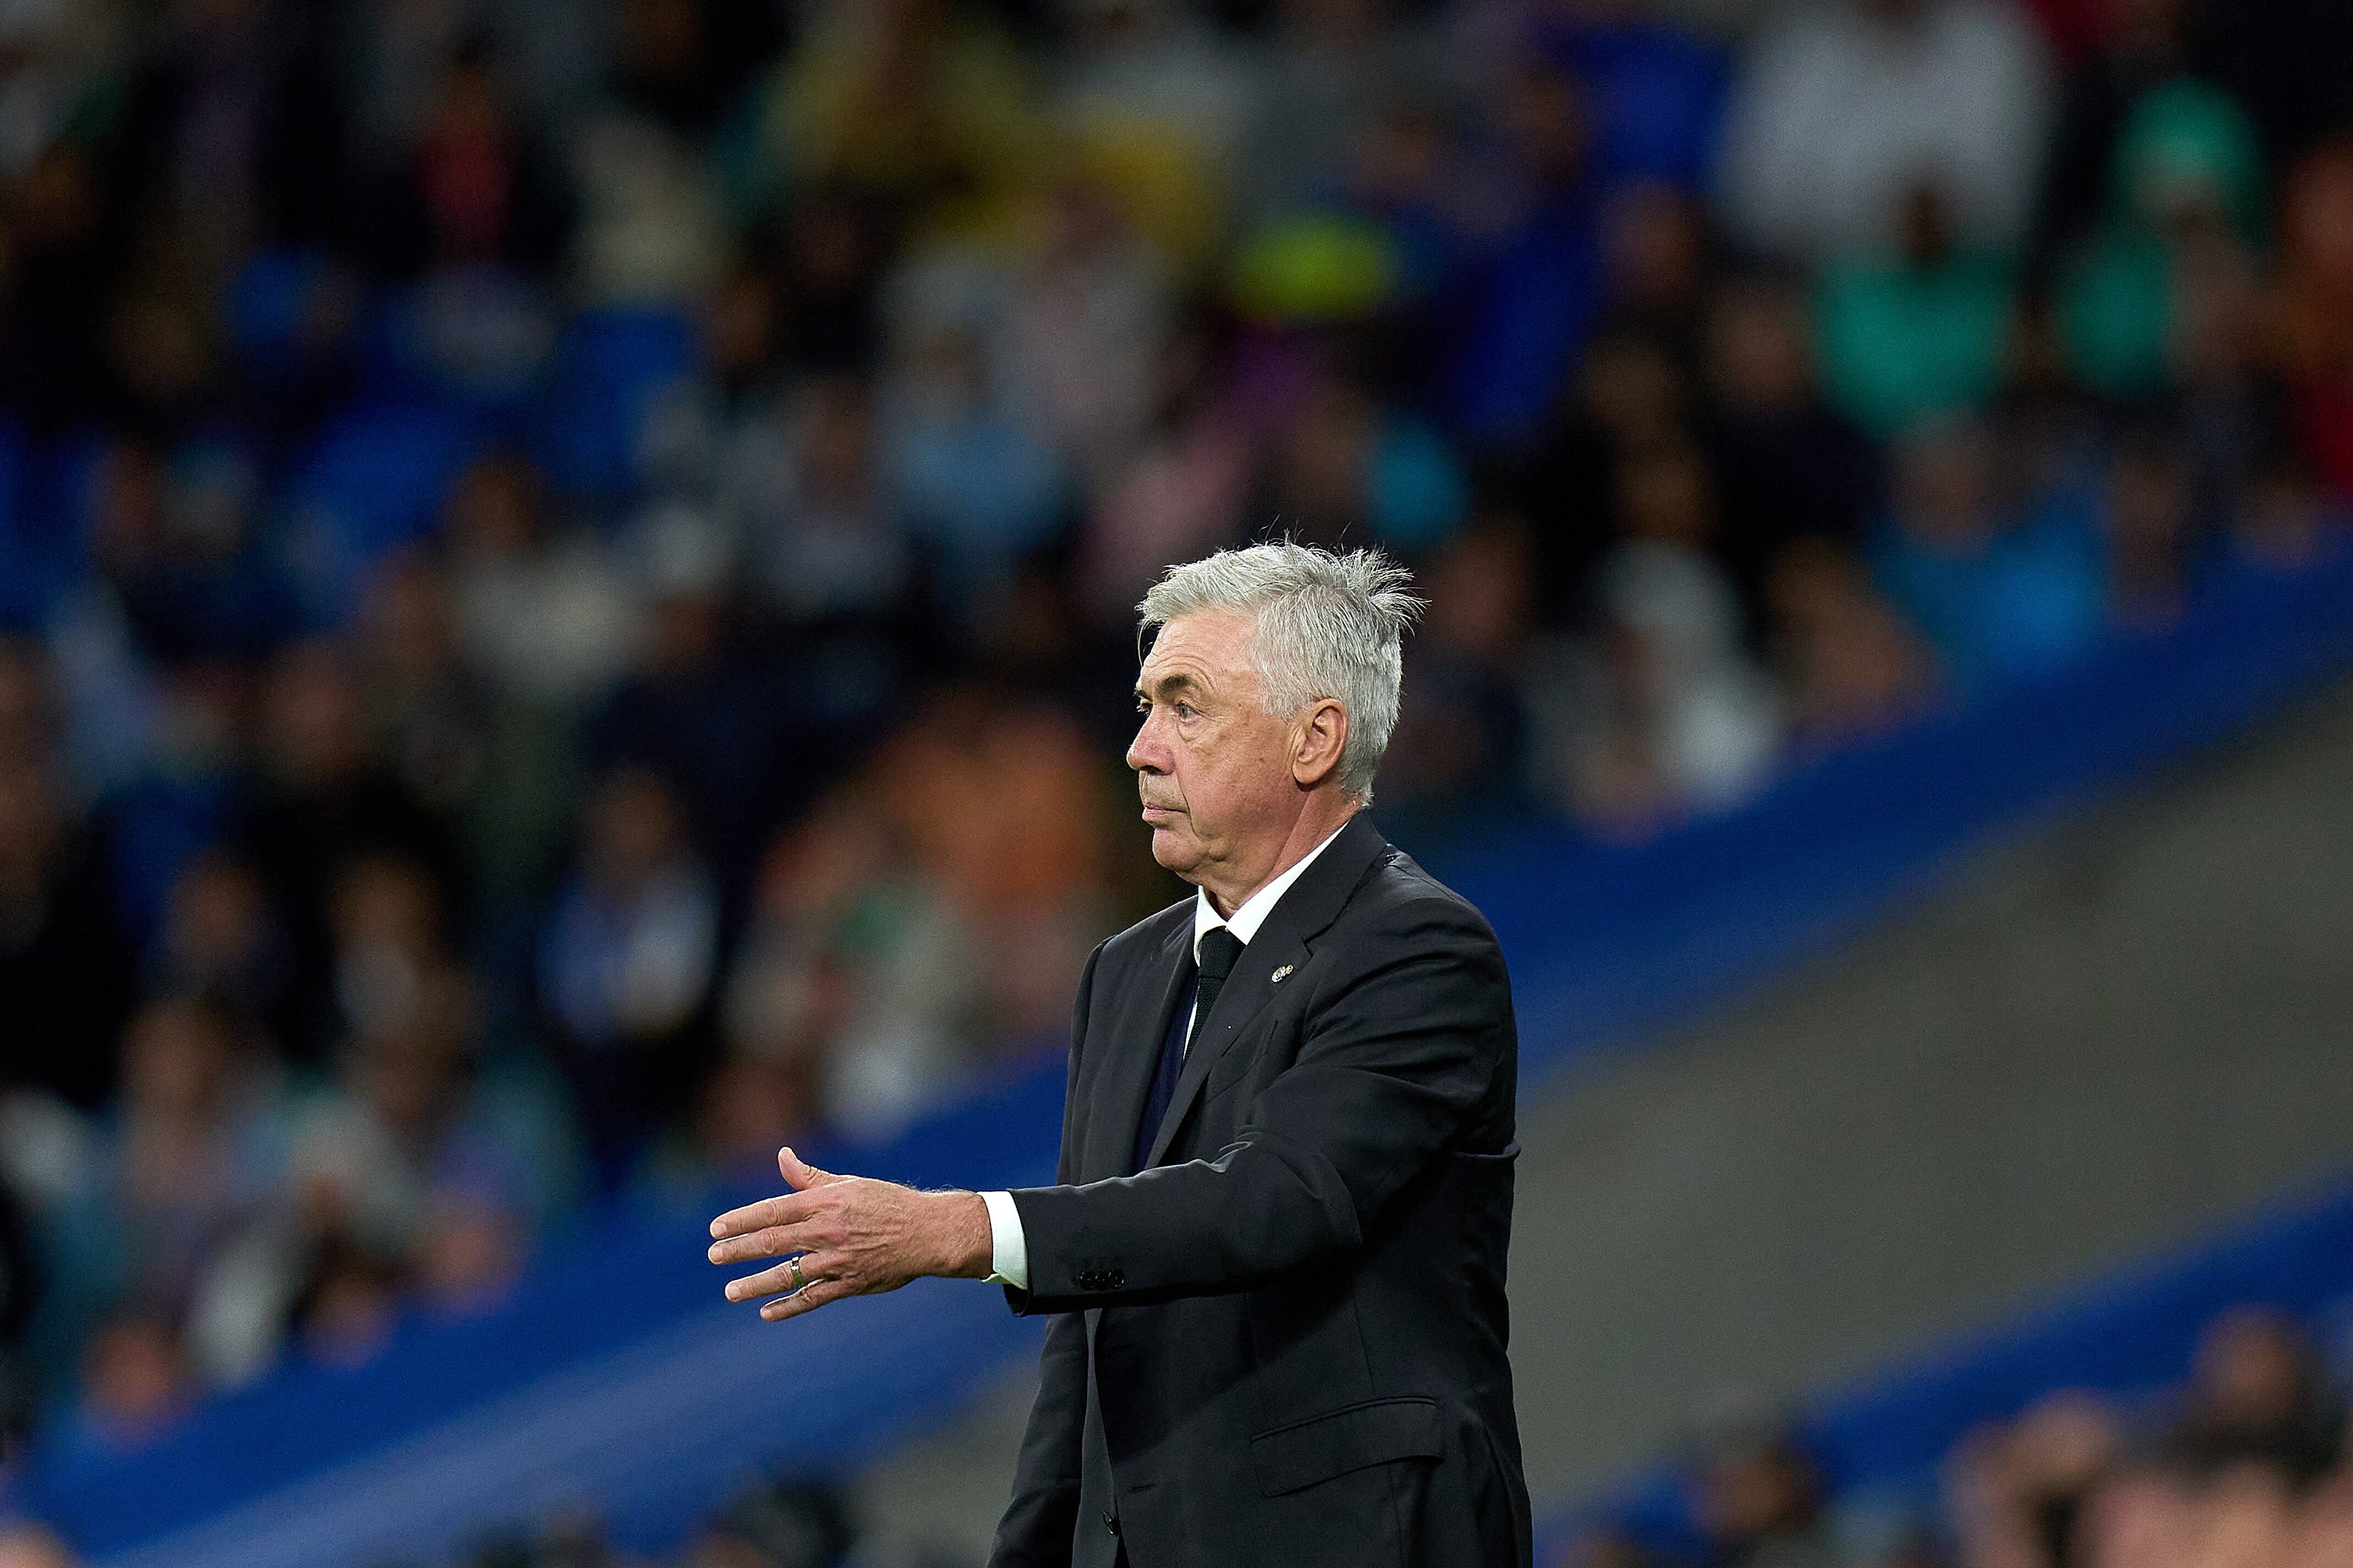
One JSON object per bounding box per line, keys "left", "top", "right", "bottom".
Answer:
{"left": 699, "top": 896, "right": 1507, "bottom": 1317}
{"left": 1006, "top": 897, "right": 1505, "bottom": 1315}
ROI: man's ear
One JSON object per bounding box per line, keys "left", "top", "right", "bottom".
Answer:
{"left": 1292, "top": 699, "right": 1349, "bottom": 789}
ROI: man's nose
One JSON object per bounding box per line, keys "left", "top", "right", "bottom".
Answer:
{"left": 1126, "top": 713, "right": 1165, "bottom": 774}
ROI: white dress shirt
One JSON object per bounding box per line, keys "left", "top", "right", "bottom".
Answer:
{"left": 980, "top": 821, "right": 1352, "bottom": 1289}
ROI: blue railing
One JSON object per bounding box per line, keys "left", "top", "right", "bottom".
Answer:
{"left": 10, "top": 544, "right": 2353, "bottom": 1564}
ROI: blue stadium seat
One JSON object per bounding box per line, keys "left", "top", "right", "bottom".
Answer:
{"left": 531, "top": 308, "right": 698, "bottom": 507}
{"left": 280, "top": 402, "right": 482, "bottom": 627}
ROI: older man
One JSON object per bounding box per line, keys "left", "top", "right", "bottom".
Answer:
{"left": 709, "top": 543, "right": 1529, "bottom": 1567}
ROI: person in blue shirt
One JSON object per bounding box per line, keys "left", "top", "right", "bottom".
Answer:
{"left": 1870, "top": 416, "right": 2107, "bottom": 695}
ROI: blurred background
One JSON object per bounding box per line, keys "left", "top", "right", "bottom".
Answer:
{"left": 0, "top": 0, "right": 2351, "bottom": 1563}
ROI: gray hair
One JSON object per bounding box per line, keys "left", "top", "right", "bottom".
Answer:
{"left": 1139, "top": 543, "right": 1423, "bottom": 805}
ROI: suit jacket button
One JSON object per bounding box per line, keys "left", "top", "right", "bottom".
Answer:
{"left": 1103, "top": 1510, "right": 1119, "bottom": 1536}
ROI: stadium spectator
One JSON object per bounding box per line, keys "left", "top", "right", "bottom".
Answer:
{"left": 1516, "top": 323, "right": 1694, "bottom": 625}
{"left": 443, "top": 452, "right": 644, "bottom": 710}
{"left": 1052, "top": 0, "right": 1255, "bottom": 274}
{"left": 1947, "top": 1389, "right": 2122, "bottom": 1568}
{"left": 148, "top": 851, "right": 286, "bottom": 1050}
{"left": 1445, "top": 53, "right": 1605, "bottom": 445}
{"left": 760, "top": 0, "right": 1045, "bottom": 240}
{"left": 729, "top": 371, "right": 917, "bottom": 636}
{"left": 84, "top": 440, "right": 298, "bottom": 669}
{"left": 361, "top": 38, "right": 576, "bottom": 283}
{"left": 2164, "top": 1306, "right": 2344, "bottom": 1487}
{"left": 414, "top": 1184, "right": 527, "bottom": 1324}
{"left": 688, "top": 1475, "right": 857, "bottom": 1568}
{"left": 1001, "top": 172, "right": 1178, "bottom": 484}
{"left": 882, "top": 318, "right": 1070, "bottom": 606}
{"left": 56, "top": 1308, "right": 196, "bottom": 1461}
{"left": 1517, "top": 0, "right": 1729, "bottom": 198}
{"left": 1718, "top": 0, "right": 2055, "bottom": 261}
{"left": 2096, "top": 433, "right": 2200, "bottom": 630}
{"left": 300, "top": 953, "right": 575, "bottom": 1244}
{"left": 1377, "top": 516, "right": 1540, "bottom": 832}
{"left": 1239, "top": 0, "right": 1452, "bottom": 229}
{"left": 537, "top": 765, "right": 721, "bottom": 1174}
{"left": 286, "top": 1231, "right": 404, "bottom": 1373}
{"left": 2050, "top": 79, "right": 2266, "bottom": 402}
{"left": 239, "top": 640, "right": 466, "bottom": 1064}
{"left": 47, "top": 997, "right": 285, "bottom": 1352}
{"left": 2021, "top": 0, "right": 2209, "bottom": 303}
{"left": 1766, "top": 537, "right": 1939, "bottom": 745}
{"left": 1266, "top": 363, "right": 1472, "bottom": 556}
{"left": 1814, "top": 185, "right": 2018, "bottom": 440}
{"left": 2231, "top": 455, "right": 2341, "bottom": 575}
{"left": 1541, "top": 438, "right": 1783, "bottom": 833}
{"left": 759, "top": 192, "right": 892, "bottom": 378}
{"left": 1597, "top": 182, "right": 1715, "bottom": 370}
{"left": 582, "top": 524, "right": 802, "bottom": 877}
{"left": 1870, "top": 418, "right": 2107, "bottom": 694}
{"left": 1699, "top": 276, "right": 1883, "bottom": 608}
{"left": 1687, "top": 1422, "right": 1836, "bottom": 1568}
{"left": 2274, "top": 138, "right": 2353, "bottom": 503}
{"left": 1078, "top": 312, "right": 1254, "bottom": 626}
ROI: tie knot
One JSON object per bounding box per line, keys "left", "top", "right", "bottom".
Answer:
{"left": 1197, "top": 926, "right": 1244, "bottom": 982}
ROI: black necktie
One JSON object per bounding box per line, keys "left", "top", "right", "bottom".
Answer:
{"left": 1134, "top": 927, "right": 1245, "bottom": 1172}
{"left": 1191, "top": 926, "right": 1244, "bottom": 1045}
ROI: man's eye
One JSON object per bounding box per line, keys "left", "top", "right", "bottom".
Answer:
{"left": 1176, "top": 703, "right": 1197, "bottom": 720}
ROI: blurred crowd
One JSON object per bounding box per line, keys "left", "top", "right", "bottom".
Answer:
{"left": 2, "top": 1307, "right": 2343, "bottom": 1568}
{"left": 1, "top": 0, "right": 2352, "bottom": 1510}
{"left": 1, "top": 1471, "right": 868, "bottom": 1567}
{"left": 1555, "top": 1303, "right": 2353, "bottom": 1568}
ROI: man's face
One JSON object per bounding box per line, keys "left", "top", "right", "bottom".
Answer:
{"left": 1127, "top": 610, "right": 1303, "bottom": 883}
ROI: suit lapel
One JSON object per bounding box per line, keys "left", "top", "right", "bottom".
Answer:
{"left": 1144, "top": 815, "right": 1391, "bottom": 1168}
{"left": 1090, "top": 908, "right": 1194, "bottom": 1181}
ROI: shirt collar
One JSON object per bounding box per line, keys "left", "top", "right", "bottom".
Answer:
{"left": 1192, "top": 819, "right": 1352, "bottom": 963}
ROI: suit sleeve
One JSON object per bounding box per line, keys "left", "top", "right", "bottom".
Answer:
{"left": 988, "top": 941, "right": 1103, "bottom": 1567}
{"left": 1003, "top": 897, "right": 1507, "bottom": 1315}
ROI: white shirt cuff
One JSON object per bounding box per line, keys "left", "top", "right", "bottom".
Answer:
{"left": 980, "top": 1189, "right": 1029, "bottom": 1290}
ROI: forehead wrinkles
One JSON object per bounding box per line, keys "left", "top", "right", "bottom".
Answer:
{"left": 1142, "top": 610, "right": 1259, "bottom": 699}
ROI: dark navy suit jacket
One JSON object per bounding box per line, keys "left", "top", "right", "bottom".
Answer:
{"left": 990, "top": 815, "right": 1531, "bottom": 1568}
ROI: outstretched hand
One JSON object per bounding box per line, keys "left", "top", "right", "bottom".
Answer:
{"left": 707, "top": 1146, "right": 995, "bottom": 1321}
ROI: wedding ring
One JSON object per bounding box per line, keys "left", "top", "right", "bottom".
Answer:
{"left": 788, "top": 1256, "right": 806, "bottom": 1293}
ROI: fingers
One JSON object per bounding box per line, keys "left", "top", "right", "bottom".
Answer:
{"left": 709, "top": 1189, "right": 819, "bottom": 1240}
{"left": 723, "top": 1258, "right": 805, "bottom": 1304}
{"left": 727, "top": 1250, "right": 851, "bottom": 1310}
{"left": 761, "top": 1275, "right": 855, "bottom": 1322}
{"left": 707, "top": 1219, "right": 828, "bottom": 1266}
{"left": 777, "top": 1145, "right": 835, "bottom": 1190}
{"left": 706, "top": 1149, "right": 839, "bottom": 1240}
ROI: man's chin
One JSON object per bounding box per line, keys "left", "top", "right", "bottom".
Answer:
{"left": 1146, "top": 824, "right": 1202, "bottom": 874}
